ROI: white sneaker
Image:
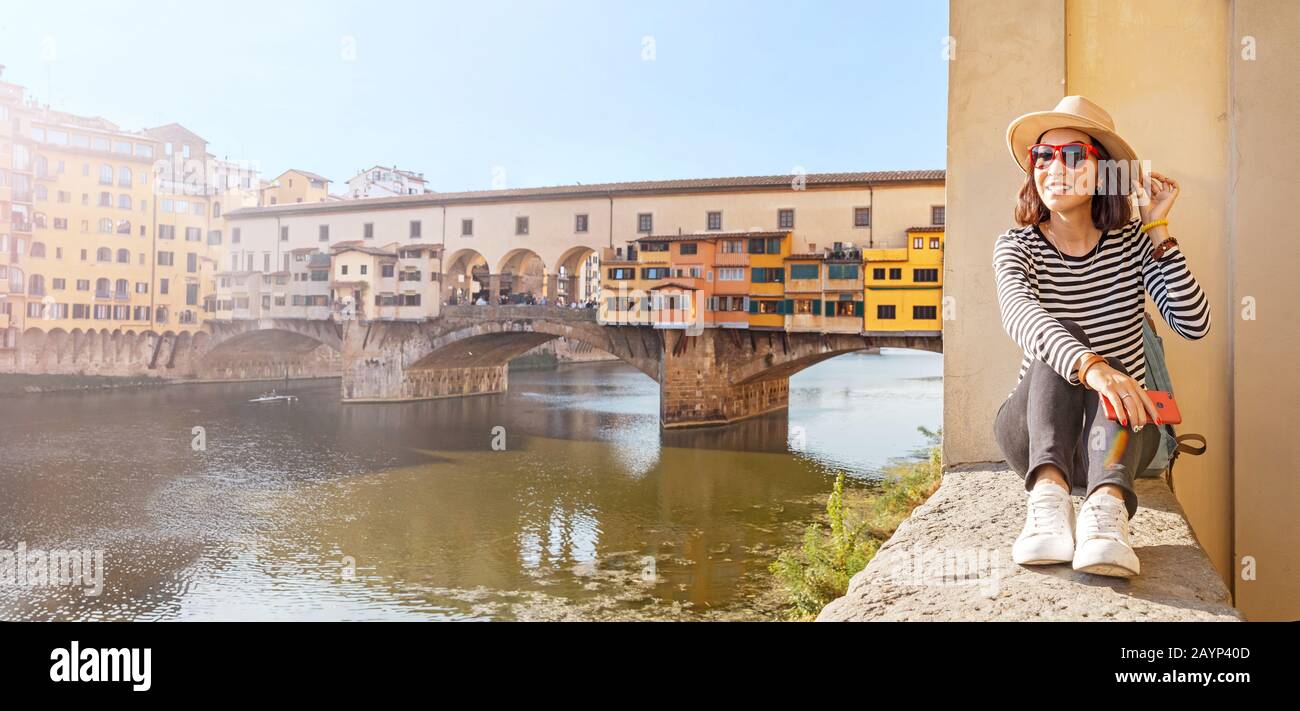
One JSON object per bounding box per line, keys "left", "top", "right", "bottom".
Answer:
{"left": 1072, "top": 494, "right": 1140, "bottom": 577}
{"left": 1012, "top": 482, "right": 1076, "bottom": 565}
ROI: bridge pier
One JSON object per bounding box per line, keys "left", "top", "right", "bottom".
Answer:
{"left": 659, "top": 329, "right": 793, "bottom": 428}
{"left": 661, "top": 372, "right": 790, "bottom": 428}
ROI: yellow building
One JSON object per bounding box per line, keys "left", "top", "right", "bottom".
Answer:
{"left": 862, "top": 225, "right": 943, "bottom": 334}
{"left": 745, "top": 230, "right": 790, "bottom": 329}
{"left": 261, "top": 169, "right": 331, "bottom": 206}
{"left": 0, "top": 69, "right": 241, "bottom": 341}
{"left": 143, "top": 123, "right": 226, "bottom": 329}
{"left": 598, "top": 238, "right": 675, "bottom": 326}
{"left": 26, "top": 110, "right": 163, "bottom": 331}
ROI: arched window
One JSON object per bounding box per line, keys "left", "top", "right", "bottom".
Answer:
{"left": 99, "top": 164, "right": 113, "bottom": 185}
{"left": 30, "top": 242, "right": 46, "bottom": 258}
{"left": 117, "top": 220, "right": 131, "bottom": 235}
{"left": 98, "top": 218, "right": 113, "bottom": 233}
{"left": 118, "top": 194, "right": 132, "bottom": 210}
{"left": 29, "top": 274, "right": 45, "bottom": 296}
{"left": 97, "top": 247, "right": 112, "bottom": 262}
{"left": 155, "top": 306, "right": 168, "bottom": 324}
{"left": 33, "top": 213, "right": 47, "bottom": 229}
{"left": 118, "top": 166, "right": 132, "bottom": 187}
{"left": 95, "top": 278, "right": 110, "bottom": 296}
{"left": 212, "top": 202, "right": 222, "bottom": 218}
{"left": 116, "top": 248, "right": 130, "bottom": 263}
{"left": 115, "top": 279, "right": 129, "bottom": 296}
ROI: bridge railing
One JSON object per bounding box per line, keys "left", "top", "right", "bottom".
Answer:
{"left": 440, "top": 304, "right": 600, "bottom": 322}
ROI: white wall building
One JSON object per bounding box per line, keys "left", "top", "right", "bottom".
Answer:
{"left": 345, "top": 165, "right": 429, "bottom": 199}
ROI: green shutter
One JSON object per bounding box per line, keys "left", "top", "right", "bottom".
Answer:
{"left": 811, "top": 299, "right": 821, "bottom": 315}
{"left": 782, "top": 299, "right": 793, "bottom": 315}
{"left": 748, "top": 299, "right": 759, "bottom": 314}
{"left": 854, "top": 301, "right": 865, "bottom": 317}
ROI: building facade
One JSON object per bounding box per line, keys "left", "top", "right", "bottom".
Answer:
{"left": 261, "top": 169, "right": 331, "bottom": 206}
{"left": 345, "top": 165, "right": 429, "bottom": 199}
{"left": 225, "top": 170, "right": 945, "bottom": 331}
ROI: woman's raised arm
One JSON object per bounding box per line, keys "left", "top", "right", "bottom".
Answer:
{"left": 1140, "top": 234, "right": 1211, "bottom": 340}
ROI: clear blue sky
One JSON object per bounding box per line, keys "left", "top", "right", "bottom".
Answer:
{"left": 0, "top": 0, "right": 947, "bottom": 192}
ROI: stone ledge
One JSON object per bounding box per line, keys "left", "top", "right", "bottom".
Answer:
{"left": 817, "top": 463, "right": 1243, "bottom": 621}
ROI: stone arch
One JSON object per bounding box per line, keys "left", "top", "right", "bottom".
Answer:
{"left": 408, "top": 313, "right": 657, "bottom": 380}
{"left": 727, "top": 331, "right": 944, "bottom": 386}
{"left": 70, "top": 328, "right": 87, "bottom": 364}
{"left": 496, "top": 248, "right": 547, "bottom": 303}
{"left": 554, "top": 245, "right": 599, "bottom": 305}
{"left": 43, "top": 328, "right": 69, "bottom": 368}
{"left": 443, "top": 248, "right": 490, "bottom": 305}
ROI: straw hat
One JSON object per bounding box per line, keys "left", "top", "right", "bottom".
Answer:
{"left": 1006, "top": 95, "right": 1139, "bottom": 174}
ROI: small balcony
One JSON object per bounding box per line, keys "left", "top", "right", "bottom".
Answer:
{"left": 712, "top": 252, "right": 750, "bottom": 267}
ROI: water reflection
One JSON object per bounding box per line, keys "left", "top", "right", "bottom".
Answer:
{"left": 0, "top": 348, "right": 940, "bottom": 620}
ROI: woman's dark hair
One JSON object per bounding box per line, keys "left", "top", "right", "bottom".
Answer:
{"left": 1014, "top": 132, "right": 1132, "bottom": 231}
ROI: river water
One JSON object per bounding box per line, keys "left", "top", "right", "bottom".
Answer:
{"left": 0, "top": 349, "right": 941, "bottom": 621}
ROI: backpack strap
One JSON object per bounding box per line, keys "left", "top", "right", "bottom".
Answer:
{"left": 1164, "top": 434, "right": 1207, "bottom": 495}
{"left": 1174, "top": 433, "right": 1207, "bottom": 457}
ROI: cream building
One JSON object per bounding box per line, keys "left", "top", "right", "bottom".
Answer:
{"left": 223, "top": 170, "right": 945, "bottom": 311}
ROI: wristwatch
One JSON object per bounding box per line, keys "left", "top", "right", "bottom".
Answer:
{"left": 1152, "top": 236, "right": 1179, "bottom": 261}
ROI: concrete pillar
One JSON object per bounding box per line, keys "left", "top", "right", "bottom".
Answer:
{"left": 488, "top": 274, "right": 502, "bottom": 303}
{"left": 546, "top": 274, "right": 560, "bottom": 301}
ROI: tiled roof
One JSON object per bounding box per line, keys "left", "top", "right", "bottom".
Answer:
{"left": 278, "top": 168, "right": 331, "bottom": 183}
{"left": 228, "top": 170, "right": 945, "bottom": 218}
{"left": 633, "top": 230, "right": 789, "bottom": 243}
{"left": 907, "top": 225, "right": 945, "bottom": 233}
{"left": 331, "top": 240, "right": 396, "bottom": 257}
{"left": 649, "top": 278, "right": 704, "bottom": 290}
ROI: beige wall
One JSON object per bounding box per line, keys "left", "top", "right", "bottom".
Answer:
{"left": 947, "top": 0, "right": 1299, "bottom": 620}
{"left": 943, "top": 0, "right": 1064, "bottom": 466}
{"left": 1066, "top": 0, "right": 1234, "bottom": 605}
{"left": 1228, "top": 0, "right": 1300, "bottom": 622}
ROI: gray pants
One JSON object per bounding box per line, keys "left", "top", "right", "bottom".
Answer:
{"left": 993, "top": 318, "right": 1160, "bottom": 520}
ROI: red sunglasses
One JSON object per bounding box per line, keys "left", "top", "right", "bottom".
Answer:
{"left": 1028, "top": 142, "right": 1100, "bottom": 170}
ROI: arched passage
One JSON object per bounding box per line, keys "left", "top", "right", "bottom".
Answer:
{"left": 554, "top": 245, "right": 599, "bottom": 306}
{"left": 443, "top": 248, "right": 490, "bottom": 305}
{"left": 496, "top": 249, "right": 546, "bottom": 304}
{"left": 408, "top": 316, "right": 658, "bottom": 380}
{"left": 197, "top": 326, "right": 343, "bottom": 381}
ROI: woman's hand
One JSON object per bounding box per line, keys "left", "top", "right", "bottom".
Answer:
{"left": 1131, "top": 171, "right": 1179, "bottom": 225}
{"left": 1083, "top": 362, "right": 1160, "bottom": 430}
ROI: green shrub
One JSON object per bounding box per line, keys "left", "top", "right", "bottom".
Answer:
{"left": 769, "top": 428, "right": 942, "bottom": 621}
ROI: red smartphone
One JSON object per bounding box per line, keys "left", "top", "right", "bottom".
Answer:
{"left": 1102, "top": 390, "right": 1182, "bottom": 425}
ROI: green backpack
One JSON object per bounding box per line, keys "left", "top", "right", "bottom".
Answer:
{"left": 1138, "top": 312, "right": 1207, "bottom": 491}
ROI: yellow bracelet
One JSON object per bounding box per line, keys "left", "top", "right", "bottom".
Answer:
{"left": 1140, "top": 219, "right": 1168, "bottom": 234}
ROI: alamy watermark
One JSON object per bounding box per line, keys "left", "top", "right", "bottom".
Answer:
{"left": 0, "top": 542, "right": 104, "bottom": 597}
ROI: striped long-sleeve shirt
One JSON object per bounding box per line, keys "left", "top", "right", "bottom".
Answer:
{"left": 993, "top": 216, "right": 1210, "bottom": 398}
